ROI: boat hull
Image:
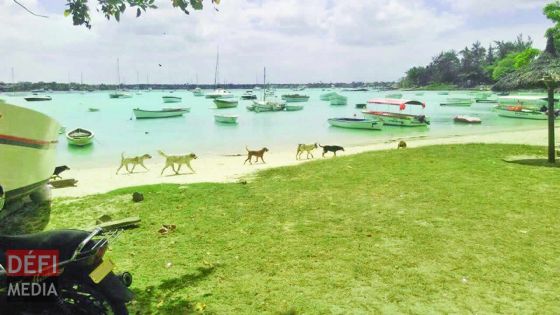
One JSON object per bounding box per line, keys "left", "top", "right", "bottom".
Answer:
{"left": 285, "top": 104, "right": 304, "bottom": 111}
{"left": 440, "top": 102, "right": 472, "bottom": 107}
{"left": 328, "top": 118, "right": 383, "bottom": 130}
{"left": 0, "top": 101, "right": 60, "bottom": 203}
{"left": 495, "top": 108, "right": 552, "bottom": 120}
{"left": 133, "top": 108, "right": 190, "bottom": 119}
{"left": 363, "top": 111, "right": 429, "bottom": 127}
{"left": 454, "top": 116, "right": 482, "bottom": 124}
{"left": 162, "top": 97, "right": 182, "bottom": 103}
{"left": 214, "top": 99, "right": 239, "bottom": 109}
{"left": 24, "top": 96, "right": 52, "bottom": 102}
{"left": 214, "top": 115, "right": 238, "bottom": 124}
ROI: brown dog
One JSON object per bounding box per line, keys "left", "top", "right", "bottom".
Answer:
{"left": 244, "top": 146, "right": 269, "bottom": 164}
{"left": 398, "top": 141, "right": 407, "bottom": 149}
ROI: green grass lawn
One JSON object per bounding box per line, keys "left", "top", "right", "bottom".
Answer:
{"left": 46, "top": 144, "right": 560, "bottom": 314}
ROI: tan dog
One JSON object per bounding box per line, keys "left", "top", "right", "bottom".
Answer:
{"left": 244, "top": 146, "right": 269, "bottom": 164}
{"left": 158, "top": 150, "right": 197, "bottom": 175}
{"left": 116, "top": 153, "right": 152, "bottom": 174}
{"left": 296, "top": 143, "right": 318, "bottom": 160}
{"left": 398, "top": 141, "right": 407, "bottom": 149}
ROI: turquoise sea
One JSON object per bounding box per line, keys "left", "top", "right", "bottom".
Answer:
{"left": 0, "top": 89, "right": 544, "bottom": 168}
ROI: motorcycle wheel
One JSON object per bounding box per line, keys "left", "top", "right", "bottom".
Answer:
{"left": 56, "top": 281, "right": 128, "bottom": 315}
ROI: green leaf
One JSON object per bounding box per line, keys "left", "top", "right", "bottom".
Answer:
{"left": 64, "top": 9, "right": 71, "bottom": 17}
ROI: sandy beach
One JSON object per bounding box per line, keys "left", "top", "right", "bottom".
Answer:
{"left": 50, "top": 126, "right": 557, "bottom": 198}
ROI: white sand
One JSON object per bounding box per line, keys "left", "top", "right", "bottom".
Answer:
{"left": 52, "top": 126, "right": 558, "bottom": 198}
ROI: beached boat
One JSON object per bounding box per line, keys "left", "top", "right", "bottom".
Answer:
{"left": 330, "top": 95, "right": 348, "bottom": 106}
{"left": 133, "top": 108, "right": 190, "bottom": 119}
{"left": 285, "top": 104, "right": 304, "bottom": 111}
{"left": 454, "top": 115, "right": 482, "bottom": 124}
{"left": 320, "top": 92, "right": 339, "bottom": 101}
{"left": 241, "top": 90, "right": 258, "bottom": 100}
{"left": 162, "top": 95, "right": 182, "bottom": 103}
{"left": 385, "top": 93, "right": 403, "bottom": 99}
{"left": 328, "top": 118, "right": 383, "bottom": 130}
{"left": 214, "top": 114, "right": 238, "bottom": 124}
{"left": 214, "top": 98, "right": 239, "bottom": 109}
{"left": 364, "top": 98, "right": 430, "bottom": 127}
{"left": 440, "top": 98, "right": 473, "bottom": 107}
{"left": 282, "top": 94, "right": 310, "bottom": 103}
{"left": 0, "top": 101, "right": 60, "bottom": 205}
{"left": 88, "top": 108, "right": 100, "bottom": 112}
{"left": 206, "top": 89, "right": 234, "bottom": 99}
{"left": 193, "top": 87, "right": 204, "bottom": 97}
{"left": 66, "top": 128, "right": 94, "bottom": 146}
{"left": 24, "top": 95, "right": 52, "bottom": 102}
{"left": 495, "top": 107, "right": 553, "bottom": 120}
{"left": 109, "top": 92, "right": 132, "bottom": 99}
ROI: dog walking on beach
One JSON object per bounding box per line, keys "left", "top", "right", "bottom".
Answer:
{"left": 319, "top": 144, "right": 345, "bottom": 157}
{"left": 158, "top": 150, "right": 197, "bottom": 175}
{"left": 116, "top": 153, "right": 152, "bottom": 174}
{"left": 296, "top": 143, "right": 318, "bottom": 160}
{"left": 244, "top": 146, "right": 269, "bottom": 165}
{"left": 398, "top": 141, "right": 407, "bottom": 149}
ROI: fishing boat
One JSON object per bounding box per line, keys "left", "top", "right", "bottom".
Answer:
{"left": 241, "top": 90, "right": 258, "bottom": 100}
{"left": 495, "top": 106, "right": 553, "bottom": 120}
{"left": 133, "top": 108, "right": 190, "bottom": 119}
{"left": 0, "top": 101, "right": 60, "bottom": 206}
{"left": 363, "top": 99, "right": 430, "bottom": 127}
{"left": 320, "top": 92, "right": 339, "bottom": 101}
{"left": 66, "top": 128, "right": 94, "bottom": 146}
{"left": 214, "top": 114, "right": 238, "bottom": 124}
{"left": 281, "top": 94, "right": 310, "bottom": 103}
{"left": 88, "top": 108, "right": 100, "bottom": 112}
{"left": 285, "top": 104, "right": 304, "bottom": 111}
{"left": 24, "top": 95, "right": 52, "bottom": 102}
{"left": 109, "top": 92, "right": 132, "bottom": 99}
{"left": 440, "top": 98, "right": 473, "bottom": 107}
{"left": 249, "top": 67, "right": 285, "bottom": 113}
{"left": 454, "top": 115, "right": 482, "bottom": 124}
{"left": 193, "top": 87, "right": 204, "bottom": 97}
{"left": 385, "top": 93, "right": 403, "bottom": 99}
{"left": 328, "top": 118, "right": 383, "bottom": 130}
{"left": 206, "top": 88, "right": 233, "bottom": 99}
{"left": 214, "top": 98, "right": 238, "bottom": 109}
{"left": 205, "top": 48, "right": 234, "bottom": 99}
{"left": 330, "top": 94, "right": 348, "bottom": 106}
{"left": 162, "top": 95, "right": 182, "bottom": 103}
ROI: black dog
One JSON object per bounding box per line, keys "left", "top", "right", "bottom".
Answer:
{"left": 52, "top": 165, "right": 70, "bottom": 180}
{"left": 319, "top": 144, "right": 345, "bottom": 157}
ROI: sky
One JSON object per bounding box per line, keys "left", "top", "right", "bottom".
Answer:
{"left": 0, "top": 0, "right": 554, "bottom": 84}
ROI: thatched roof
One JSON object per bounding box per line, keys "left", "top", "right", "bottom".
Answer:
{"left": 493, "top": 35, "right": 560, "bottom": 91}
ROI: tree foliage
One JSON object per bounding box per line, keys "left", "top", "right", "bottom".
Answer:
{"left": 63, "top": 0, "right": 219, "bottom": 28}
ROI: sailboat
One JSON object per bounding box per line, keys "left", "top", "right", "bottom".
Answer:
{"left": 206, "top": 48, "right": 234, "bottom": 99}
{"left": 109, "top": 58, "right": 132, "bottom": 99}
{"left": 249, "top": 67, "right": 285, "bottom": 112}
{"left": 193, "top": 74, "right": 204, "bottom": 96}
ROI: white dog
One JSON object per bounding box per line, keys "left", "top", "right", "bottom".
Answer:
{"left": 158, "top": 150, "right": 198, "bottom": 175}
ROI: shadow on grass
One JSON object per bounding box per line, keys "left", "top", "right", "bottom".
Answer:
{"left": 503, "top": 157, "right": 560, "bottom": 168}
{"left": 130, "top": 266, "right": 217, "bottom": 314}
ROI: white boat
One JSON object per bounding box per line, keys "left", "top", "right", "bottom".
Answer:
{"left": 162, "top": 95, "right": 182, "bottom": 103}
{"left": 24, "top": 95, "right": 52, "bottom": 102}
{"left": 495, "top": 107, "right": 553, "bottom": 120}
{"left": 109, "top": 91, "right": 132, "bottom": 99}
{"left": 252, "top": 100, "right": 285, "bottom": 112}
{"left": 193, "top": 87, "right": 204, "bottom": 97}
{"left": 454, "top": 115, "right": 482, "bottom": 124}
{"left": 133, "top": 108, "right": 190, "bottom": 119}
{"left": 364, "top": 98, "right": 430, "bottom": 127}
{"left": 0, "top": 101, "right": 60, "bottom": 206}
{"left": 206, "top": 88, "right": 233, "bottom": 99}
{"left": 241, "top": 90, "right": 258, "bottom": 100}
{"left": 330, "top": 95, "right": 348, "bottom": 106}
{"left": 328, "top": 118, "right": 383, "bottom": 130}
{"left": 214, "top": 98, "right": 239, "bottom": 109}
{"left": 66, "top": 128, "right": 94, "bottom": 146}
{"left": 285, "top": 104, "right": 304, "bottom": 111}
{"left": 214, "top": 114, "right": 238, "bottom": 124}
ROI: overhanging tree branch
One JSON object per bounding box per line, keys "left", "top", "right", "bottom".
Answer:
{"left": 13, "top": 0, "right": 49, "bottom": 18}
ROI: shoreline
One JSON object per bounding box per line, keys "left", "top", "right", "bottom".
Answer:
{"left": 51, "top": 126, "right": 557, "bottom": 198}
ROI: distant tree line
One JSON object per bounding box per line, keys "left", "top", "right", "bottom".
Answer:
{"left": 400, "top": 34, "right": 539, "bottom": 89}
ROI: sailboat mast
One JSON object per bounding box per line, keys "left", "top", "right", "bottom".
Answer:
{"left": 116, "top": 58, "right": 121, "bottom": 88}
{"left": 262, "top": 67, "right": 266, "bottom": 101}
{"left": 214, "top": 47, "right": 220, "bottom": 89}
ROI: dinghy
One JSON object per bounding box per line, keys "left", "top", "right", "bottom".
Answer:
{"left": 281, "top": 94, "right": 310, "bottom": 103}
{"left": 192, "top": 87, "right": 204, "bottom": 97}
{"left": 162, "top": 95, "right": 182, "bottom": 103}
{"left": 285, "top": 104, "right": 304, "bottom": 111}
{"left": 66, "top": 128, "right": 94, "bottom": 146}
{"left": 24, "top": 95, "right": 52, "bottom": 102}
{"left": 133, "top": 108, "right": 190, "bottom": 119}
{"left": 214, "top": 114, "right": 238, "bottom": 124}
{"left": 454, "top": 115, "right": 482, "bottom": 124}
{"left": 214, "top": 98, "right": 239, "bottom": 109}
{"left": 328, "top": 118, "right": 383, "bottom": 130}
{"left": 440, "top": 98, "right": 473, "bottom": 107}
{"left": 364, "top": 99, "right": 430, "bottom": 127}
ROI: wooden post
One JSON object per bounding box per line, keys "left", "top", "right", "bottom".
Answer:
{"left": 547, "top": 84, "right": 556, "bottom": 163}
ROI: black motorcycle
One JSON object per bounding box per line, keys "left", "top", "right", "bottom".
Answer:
{"left": 0, "top": 227, "right": 133, "bottom": 314}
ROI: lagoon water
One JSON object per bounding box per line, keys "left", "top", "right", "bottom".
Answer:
{"left": 1, "top": 89, "right": 543, "bottom": 168}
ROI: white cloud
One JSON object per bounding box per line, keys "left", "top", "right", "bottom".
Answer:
{"left": 0, "top": 0, "right": 552, "bottom": 83}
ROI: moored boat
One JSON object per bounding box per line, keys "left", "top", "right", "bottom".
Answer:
{"left": 281, "top": 94, "right": 310, "bottom": 103}
{"left": 241, "top": 90, "right": 258, "bottom": 100}
{"left": 356, "top": 103, "right": 367, "bottom": 109}
{"left": 206, "top": 88, "right": 234, "bottom": 99}
{"left": 330, "top": 94, "right": 348, "bottom": 106}
{"left": 495, "top": 106, "right": 554, "bottom": 120}
{"left": 251, "top": 100, "right": 285, "bottom": 112}
{"left": 109, "top": 92, "right": 132, "bottom": 99}
{"left": 285, "top": 104, "right": 304, "bottom": 111}
{"left": 193, "top": 87, "right": 204, "bottom": 97}
{"left": 66, "top": 128, "right": 94, "bottom": 146}
{"left": 438, "top": 91, "right": 449, "bottom": 95}
{"left": 214, "top": 114, "right": 238, "bottom": 124}
{"left": 214, "top": 98, "right": 239, "bottom": 109}
{"left": 440, "top": 98, "right": 473, "bottom": 107}
{"left": 133, "top": 108, "right": 190, "bottom": 119}
{"left": 24, "top": 95, "right": 52, "bottom": 102}
{"left": 385, "top": 93, "right": 403, "bottom": 99}
{"left": 88, "top": 108, "right": 100, "bottom": 112}
{"left": 0, "top": 101, "right": 60, "bottom": 205}
{"left": 497, "top": 95, "right": 552, "bottom": 109}
{"left": 328, "top": 118, "right": 383, "bottom": 130}
{"left": 364, "top": 98, "right": 430, "bottom": 127}
{"left": 162, "top": 95, "right": 182, "bottom": 103}
{"left": 454, "top": 115, "right": 482, "bottom": 124}
{"left": 320, "top": 92, "right": 339, "bottom": 101}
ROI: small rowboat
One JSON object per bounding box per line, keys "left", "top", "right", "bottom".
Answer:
{"left": 328, "top": 118, "right": 383, "bottom": 130}
{"left": 133, "top": 108, "right": 190, "bottom": 119}
{"left": 285, "top": 104, "right": 304, "bottom": 111}
{"left": 214, "top": 98, "right": 239, "bottom": 109}
{"left": 440, "top": 98, "right": 473, "bottom": 107}
{"left": 241, "top": 90, "right": 258, "bottom": 100}
{"left": 330, "top": 95, "right": 348, "bottom": 106}
{"left": 24, "top": 95, "right": 52, "bottom": 102}
{"left": 214, "top": 114, "right": 238, "bottom": 124}
{"left": 88, "top": 108, "right": 100, "bottom": 112}
{"left": 454, "top": 115, "right": 482, "bottom": 124}
{"left": 66, "top": 128, "right": 94, "bottom": 146}
{"left": 162, "top": 96, "right": 182, "bottom": 103}
{"left": 281, "top": 94, "right": 310, "bottom": 103}
{"left": 109, "top": 92, "right": 132, "bottom": 99}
